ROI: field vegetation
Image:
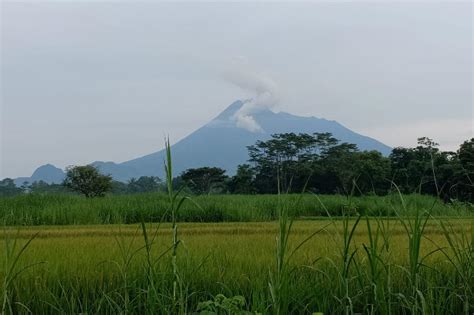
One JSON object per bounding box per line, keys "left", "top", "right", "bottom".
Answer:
{"left": 1, "top": 135, "right": 473, "bottom": 204}
{"left": 0, "top": 193, "right": 472, "bottom": 226}
{"left": 0, "top": 137, "right": 472, "bottom": 314}
{"left": 0, "top": 217, "right": 472, "bottom": 314}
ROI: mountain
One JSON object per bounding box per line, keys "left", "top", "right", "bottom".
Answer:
{"left": 98, "top": 100, "right": 391, "bottom": 179}
{"left": 14, "top": 164, "right": 65, "bottom": 186}
{"left": 16, "top": 100, "right": 392, "bottom": 184}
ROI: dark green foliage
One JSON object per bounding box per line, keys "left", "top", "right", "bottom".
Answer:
{"left": 389, "top": 137, "right": 441, "bottom": 195}
{"left": 197, "top": 294, "right": 251, "bottom": 314}
{"left": 455, "top": 138, "right": 474, "bottom": 201}
{"left": 25, "top": 178, "right": 163, "bottom": 197}
{"left": 227, "top": 164, "right": 256, "bottom": 194}
{"left": 247, "top": 132, "right": 339, "bottom": 193}
{"left": 127, "top": 176, "right": 162, "bottom": 193}
{"left": 313, "top": 142, "right": 359, "bottom": 194}
{"left": 246, "top": 133, "right": 387, "bottom": 195}
{"left": 240, "top": 133, "right": 473, "bottom": 202}
{"left": 28, "top": 181, "right": 69, "bottom": 194}
{"left": 63, "top": 165, "right": 113, "bottom": 197}
{"left": 1, "top": 135, "right": 472, "bottom": 202}
{"left": 246, "top": 133, "right": 391, "bottom": 195}
{"left": 352, "top": 150, "right": 391, "bottom": 195}
{"left": 110, "top": 180, "right": 130, "bottom": 194}
{"left": 180, "top": 167, "right": 228, "bottom": 194}
{"left": 390, "top": 137, "right": 473, "bottom": 202}
{"left": 0, "top": 179, "right": 23, "bottom": 197}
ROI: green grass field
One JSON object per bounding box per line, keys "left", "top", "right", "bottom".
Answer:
{"left": 0, "top": 193, "right": 472, "bottom": 225}
{"left": 1, "top": 216, "right": 472, "bottom": 314}
{"left": 1, "top": 186, "right": 473, "bottom": 314}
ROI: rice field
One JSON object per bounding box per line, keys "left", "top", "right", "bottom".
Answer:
{"left": 1, "top": 216, "right": 472, "bottom": 314}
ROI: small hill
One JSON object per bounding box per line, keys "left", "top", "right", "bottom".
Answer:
{"left": 14, "top": 164, "right": 65, "bottom": 186}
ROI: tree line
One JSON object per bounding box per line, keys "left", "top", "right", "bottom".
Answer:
{"left": 0, "top": 172, "right": 163, "bottom": 197}
{"left": 1, "top": 133, "right": 473, "bottom": 202}
{"left": 176, "top": 133, "right": 473, "bottom": 202}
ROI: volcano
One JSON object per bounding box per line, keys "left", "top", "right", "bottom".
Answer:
{"left": 17, "top": 100, "right": 391, "bottom": 184}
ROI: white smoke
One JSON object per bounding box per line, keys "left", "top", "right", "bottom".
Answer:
{"left": 222, "top": 58, "right": 278, "bottom": 132}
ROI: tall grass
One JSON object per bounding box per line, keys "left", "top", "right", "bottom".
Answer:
{"left": 437, "top": 219, "right": 473, "bottom": 315}
{"left": 0, "top": 193, "right": 471, "bottom": 226}
{"left": 361, "top": 215, "right": 392, "bottom": 314}
{"left": 0, "top": 219, "right": 472, "bottom": 314}
{"left": 165, "top": 138, "right": 189, "bottom": 314}
{"left": 1, "top": 230, "right": 40, "bottom": 314}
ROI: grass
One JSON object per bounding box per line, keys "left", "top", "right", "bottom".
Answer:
{"left": 0, "top": 192, "right": 472, "bottom": 226}
{"left": 0, "top": 147, "right": 472, "bottom": 314}
{"left": 0, "top": 218, "right": 472, "bottom": 314}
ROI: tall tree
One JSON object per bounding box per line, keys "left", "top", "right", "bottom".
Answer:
{"left": 180, "top": 167, "right": 228, "bottom": 194}
{"left": 228, "top": 164, "right": 256, "bottom": 194}
{"left": 63, "top": 165, "right": 112, "bottom": 197}
{"left": 352, "top": 151, "right": 391, "bottom": 195}
{"left": 454, "top": 138, "right": 474, "bottom": 201}
{"left": 247, "top": 132, "right": 340, "bottom": 193}
{"left": 316, "top": 142, "right": 359, "bottom": 194}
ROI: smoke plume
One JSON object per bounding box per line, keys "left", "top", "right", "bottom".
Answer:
{"left": 222, "top": 59, "right": 278, "bottom": 132}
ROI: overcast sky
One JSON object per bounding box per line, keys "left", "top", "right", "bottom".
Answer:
{"left": 1, "top": 1, "right": 472, "bottom": 178}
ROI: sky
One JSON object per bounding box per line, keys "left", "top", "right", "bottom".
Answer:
{"left": 1, "top": 1, "right": 472, "bottom": 179}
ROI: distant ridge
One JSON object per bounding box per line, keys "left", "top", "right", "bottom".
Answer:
{"left": 15, "top": 100, "right": 391, "bottom": 184}
{"left": 14, "top": 164, "right": 65, "bottom": 186}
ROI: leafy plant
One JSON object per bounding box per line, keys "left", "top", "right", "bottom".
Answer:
{"left": 197, "top": 294, "right": 252, "bottom": 315}
{"left": 1, "top": 230, "right": 42, "bottom": 314}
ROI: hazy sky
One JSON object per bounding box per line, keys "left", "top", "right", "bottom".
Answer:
{"left": 1, "top": 1, "right": 472, "bottom": 178}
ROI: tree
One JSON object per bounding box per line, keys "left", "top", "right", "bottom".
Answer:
{"left": 127, "top": 176, "right": 162, "bottom": 193}
{"left": 389, "top": 147, "right": 415, "bottom": 193}
{"left": 453, "top": 138, "right": 474, "bottom": 202}
{"left": 315, "top": 142, "right": 359, "bottom": 194}
{"left": 180, "top": 167, "right": 228, "bottom": 194}
{"left": 247, "top": 132, "right": 340, "bottom": 193}
{"left": 352, "top": 151, "right": 391, "bottom": 195}
{"left": 29, "top": 181, "right": 69, "bottom": 194}
{"left": 0, "top": 178, "right": 23, "bottom": 197}
{"left": 110, "top": 181, "right": 129, "bottom": 195}
{"left": 63, "top": 165, "right": 112, "bottom": 197}
{"left": 229, "top": 164, "right": 256, "bottom": 194}
{"left": 389, "top": 137, "right": 455, "bottom": 196}
{"left": 458, "top": 138, "right": 474, "bottom": 182}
